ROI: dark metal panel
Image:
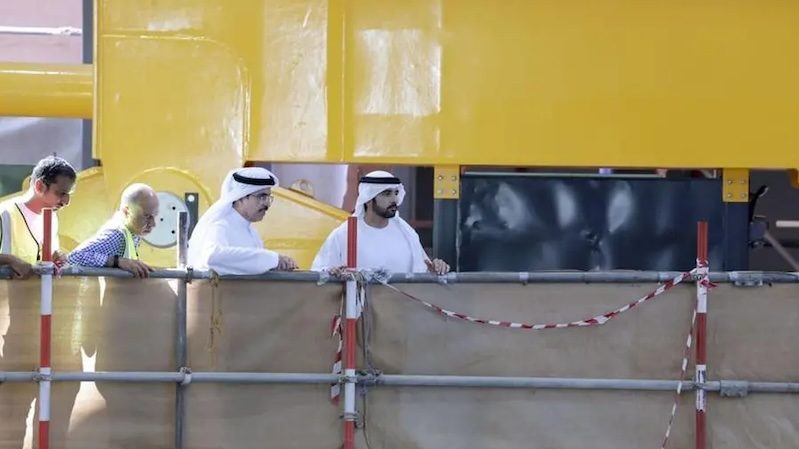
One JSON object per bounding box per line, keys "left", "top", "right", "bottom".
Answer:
{"left": 458, "top": 175, "right": 726, "bottom": 272}
{"left": 723, "top": 202, "right": 749, "bottom": 270}
{"left": 433, "top": 199, "right": 458, "bottom": 268}
{"left": 184, "top": 192, "right": 199, "bottom": 238}
{"left": 81, "top": 0, "right": 95, "bottom": 169}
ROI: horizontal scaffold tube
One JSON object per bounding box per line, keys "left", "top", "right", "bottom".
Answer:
{"left": 1, "top": 267, "right": 798, "bottom": 284}
{"left": 2, "top": 371, "right": 799, "bottom": 394}
{"left": 53, "top": 372, "right": 340, "bottom": 384}
{"left": 373, "top": 375, "right": 691, "bottom": 391}
{"left": 0, "top": 372, "right": 37, "bottom": 382}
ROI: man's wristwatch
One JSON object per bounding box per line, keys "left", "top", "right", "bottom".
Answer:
{"left": 112, "top": 255, "right": 120, "bottom": 268}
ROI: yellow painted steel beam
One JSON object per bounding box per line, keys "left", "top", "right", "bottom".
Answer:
{"left": 95, "top": 0, "right": 799, "bottom": 177}
{"left": 0, "top": 62, "right": 93, "bottom": 119}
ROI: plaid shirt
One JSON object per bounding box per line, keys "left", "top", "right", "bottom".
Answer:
{"left": 68, "top": 228, "right": 141, "bottom": 267}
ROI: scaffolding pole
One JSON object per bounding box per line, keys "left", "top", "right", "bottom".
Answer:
{"left": 3, "top": 371, "right": 799, "bottom": 395}
{"left": 3, "top": 267, "right": 799, "bottom": 284}
{"left": 695, "top": 222, "right": 709, "bottom": 449}
{"left": 175, "top": 211, "right": 189, "bottom": 449}
{"left": 342, "top": 217, "right": 358, "bottom": 449}
{"left": 38, "top": 209, "right": 54, "bottom": 449}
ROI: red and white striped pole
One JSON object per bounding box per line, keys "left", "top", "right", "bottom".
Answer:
{"left": 39, "top": 208, "right": 54, "bottom": 449}
{"left": 695, "top": 221, "right": 709, "bottom": 449}
{"left": 342, "top": 217, "right": 358, "bottom": 449}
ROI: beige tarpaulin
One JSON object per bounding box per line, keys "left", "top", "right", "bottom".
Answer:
{"left": 364, "top": 283, "right": 799, "bottom": 449}
{"left": 0, "top": 277, "right": 797, "bottom": 448}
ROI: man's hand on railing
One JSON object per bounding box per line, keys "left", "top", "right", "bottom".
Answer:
{"left": 51, "top": 251, "right": 70, "bottom": 276}
{"left": 425, "top": 259, "right": 450, "bottom": 275}
{"left": 118, "top": 258, "right": 154, "bottom": 278}
{"left": 52, "top": 250, "right": 68, "bottom": 267}
{"left": 9, "top": 257, "right": 33, "bottom": 279}
{"left": 275, "top": 254, "right": 298, "bottom": 271}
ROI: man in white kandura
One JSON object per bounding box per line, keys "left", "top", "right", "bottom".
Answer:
{"left": 311, "top": 170, "right": 450, "bottom": 275}
{"left": 187, "top": 167, "right": 298, "bottom": 274}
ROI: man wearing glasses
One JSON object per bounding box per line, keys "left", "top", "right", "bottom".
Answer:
{"left": 187, "top": 167, "right": 298, "bottom": 274}
{"left": 68, "top": 183, "right": 159, "bottom": 277}
{"left": 0, "top": 155, "right": 76, "bottom": 273}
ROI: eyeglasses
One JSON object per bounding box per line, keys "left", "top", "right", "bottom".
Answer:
{"left": 248, "top": 193, "right": 274, "bottom": 204}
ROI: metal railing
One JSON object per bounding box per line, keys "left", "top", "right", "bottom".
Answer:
{"left": 0, "top": 213, "right": 797, "bottom": 448}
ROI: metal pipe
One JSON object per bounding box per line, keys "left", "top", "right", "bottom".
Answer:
{"left": 175, "top": 211, "right": 189, "bottom": 449}
{"left": 342, "top": 217, "right": 358, "bottom": 449}
{"left": 746, "top": 382, "right": 799, "bottom": 393}
{"left": 0, "top": 372, "right": 37, "bottom": 382}
{"left": 53, "top": 372, "right": 183, "bottom": 382}
{"left": 4, "top": 371, "right": 799, "bottom": 394}
{"left": 0, "top": 26, "right": 82, "bottom": 36}
{"left": 39, "top": 209, "right": 55, "bottom": 449}
{"left": 190, "top": 373, "right": 340, "bottom": 384}
{"left": 28, "top": 266, "right": 194, "bottom": 279}
{"left": 0, "top": 63, "right": 92, "bottom": 119}
{"left": 376, "top": 375, "right": 693, "bottom": 391}
{"left": 695, "top": 222, "right": 709, "bottom": 449}
{"left": 2, "top": 266, "right": 799, "bottom": 284}
{"left": 51, "top": 372, "right": 340, "bottom": 384}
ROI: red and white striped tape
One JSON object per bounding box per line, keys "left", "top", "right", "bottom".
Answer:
{"left": 381, "top": 270, "right": 695, "bottom": 330}
{"left": 660, "top": 308, "right": 697, "bottom": 449}
{"left": 329, "top": 312, "right": 343, "bottom": 400}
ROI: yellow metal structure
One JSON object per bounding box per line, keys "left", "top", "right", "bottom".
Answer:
{"left": 722, "top": 169, "right": 750, "bottom": 203}
{"left": 433, "top": 166, "right": 460, "bottom": 200}
{"left": 0, "top": 63, "right": 92, "bottom": 119}
{"left": 96, "top": 0, "right": 799, "bottom": 174}
{"left": 4, "top": 0, "right": 799, "bottom": 266}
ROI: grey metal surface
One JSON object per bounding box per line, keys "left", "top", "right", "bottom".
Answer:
{"left": 433, "top": 198, "right": 458, "bottom": 266}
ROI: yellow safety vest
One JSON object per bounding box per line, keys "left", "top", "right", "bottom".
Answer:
{"left": 120, "top": 225, "right": 139, "bottom": 260}
{"left": 0, "top": 198, "right": 42, "bottom": 264}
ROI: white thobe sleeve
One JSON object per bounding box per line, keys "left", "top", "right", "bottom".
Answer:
{"left": 311, "top": 227, "right": 346, "bottom": 271}
{"left": 201, "top": 223, "right": 279, "bottom": 275}
{"left": 408, "top": 230, "right": 431, "bottom": 273}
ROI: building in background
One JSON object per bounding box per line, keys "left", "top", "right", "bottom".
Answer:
{"left": 0, "top": 0, "right": 83, "bottom": 193}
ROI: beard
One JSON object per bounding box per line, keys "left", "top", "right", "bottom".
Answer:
{"left": 371, "top": 201, "right": 398, "bottom": 218}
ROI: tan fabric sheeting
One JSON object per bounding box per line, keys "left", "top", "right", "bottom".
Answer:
{"left": 708, "top": 284, "right": 799, "bottom": 380}
{"left": 365, "top": 283, "right": 799, "bottom": 449}
{"left": 1, "top": 278, "right": 176, "bottom": 449}
{"left": 185, "top": 281, "right": 342, "bottom": 449}
{"left": 363, "top": 389, "right": 694, "bottom": 449}
{"left": 0, "top": 278, "right": 797, "bottom": 448}
{"left": 366, "top": 283, "right": 698, "bottom": 378}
